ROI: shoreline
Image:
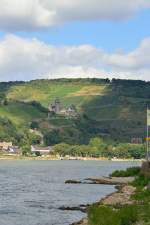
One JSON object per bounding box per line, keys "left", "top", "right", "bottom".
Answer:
{"left": 0, "top": 155, "right": 143, "bottom": 161}
{"left": 67, "top": 177, "right": 136, "bottom": 225}
{"left": 71, "top": 184, "right": 136, "bottom": 225}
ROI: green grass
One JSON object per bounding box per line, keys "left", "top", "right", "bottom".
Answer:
{"left": 0, "top": 102, "right": 46, "bottom": 126}
{"left": 88, "top": 205, "right": 138, "bottom": 225}
{"left": 88, "top": 203, "right": 150, "bottom": 225}
{"left": 7, "top": 80, "right": 103, "bottom": 108}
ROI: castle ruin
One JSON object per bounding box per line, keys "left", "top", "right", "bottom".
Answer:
{"left": 48, "top": 98, "right": 77, "bottom": 118}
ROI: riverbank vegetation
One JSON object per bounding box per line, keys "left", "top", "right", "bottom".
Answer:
{"left": 52, "top": 138, "right": 145, "bottom": 159}
{"left": 87, "top": 164, "right": 150, "bottom": 225}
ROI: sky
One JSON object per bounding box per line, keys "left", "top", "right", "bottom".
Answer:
{"left": 0, "top": 0, "right": 150, "bottom": 81}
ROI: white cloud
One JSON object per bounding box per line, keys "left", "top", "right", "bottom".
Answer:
{"left": 0, "top": 0, "right": 150, "bottom": 31}
{"left": 0, "top": 34, "right": 150, "bottom": 81}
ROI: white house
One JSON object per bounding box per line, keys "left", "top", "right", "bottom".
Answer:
{"left": 31, "top": 145, "right": 52, "bottom": 155}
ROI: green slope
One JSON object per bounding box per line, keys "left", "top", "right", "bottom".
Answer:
{"left": 0, "top": 102, "right": 46, "bottom": 127}
{"left": 0, "top": 78, "right": 149, "bottom": 143}
{"left": 7, "top": 79, "right": 108, "bottom": 108}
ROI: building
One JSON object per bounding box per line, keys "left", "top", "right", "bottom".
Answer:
{"left": 48, "top": 99, "right": 78, "bottom": 118}
{"left": 8, "top": 146, "right": 20, "bottom": 154}
{"left": 0, "top": 142, "right": 13, "bottom": 150}
{"left": 49, "top": 98, "right": 61, "bottom": 114}
{"left": 65, "top": 105, "right": 77, "bottom": 117}
{"left": 131, "top": 138, "right": 143, "bottom": 144}
{"left": 31, "top": 145, "right": 52, "bottom": 155}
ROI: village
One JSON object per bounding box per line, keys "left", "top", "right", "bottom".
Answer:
{"left": 0, "top": 99, "right": 79, "bottom": 158}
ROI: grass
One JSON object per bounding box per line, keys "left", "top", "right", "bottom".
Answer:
{"left": 7, "top": 80, "right": 103, "bottom": 108}
{"left": 0, "top": 102, "right": 46, "bottom": 126}
{"left": 88, "top": 166, "right": 150, "bottom": 225}
{"left": 88, "top": 205, "right": 138, "bottom": 225}
{"left": 110, "top": 167, "right": 141, "bottom": 177}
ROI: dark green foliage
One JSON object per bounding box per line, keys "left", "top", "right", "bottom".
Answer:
{"left": 21, "top": 145, "right": 31, "bottom": 156}
{"left": 35, "top": 151, "right": 41, "bottom": 157}
{"left": 44, "top": 129, "right": 61, "bottom": 145}
{"left": 29, "top": 101, "right": 48, "bottom": 113}
{"left": 132, "top": 175, "right": 150, "bottom": 188}
{"left": 0, "top": 117, "right": 21, "bottom": 144}
{"left": 111, "top": 167, "right": 141, "bottom": 177}
{"left": 30, "top": 121, "right": 39, "bottom": 129}
{"left": 133, "top": 189, "right": 150, "bottom": 202}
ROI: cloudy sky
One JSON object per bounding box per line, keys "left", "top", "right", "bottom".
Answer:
{"left": 0, "top": 0, "right": 150, "bottom": 81}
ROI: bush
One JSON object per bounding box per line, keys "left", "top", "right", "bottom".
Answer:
{"left": 110, "top": 167, "right": 140, "bottom": 177}
{"left": 30, "top": 121, "right": 39, "bottom": 129}
{"left": 132, "top": 175, "right": 150, "bottom": 188}
{"left": 35, "top": 151, "right": 41, "bottom": 157}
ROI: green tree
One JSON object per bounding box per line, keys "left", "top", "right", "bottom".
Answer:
{"left": 30, "top": 121, "right": 39, "bottom": 129}
{"left": 52, "top": 143, "right": 71, "bottom": 156}
{"left": 22, "top": 145, "right": 31, "bottom": 156}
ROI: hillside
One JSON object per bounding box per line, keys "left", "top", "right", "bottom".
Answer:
{"left": 0, "top": 78, "right": 149, "bottom": 145}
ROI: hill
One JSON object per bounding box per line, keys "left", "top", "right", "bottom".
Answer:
{"left": 0, "top": 78, "right": 149, "bottom": 145}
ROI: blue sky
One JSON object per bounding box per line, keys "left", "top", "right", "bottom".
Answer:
{"left": 13, "top": 8, "right": 150, "bottom": 52}
{"left": 0, "top": 0, "right": 150, "bottom": 81}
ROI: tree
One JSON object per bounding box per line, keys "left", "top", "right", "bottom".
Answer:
{"left": 30, "top": 121, "right": 39, "bottom": 129}
{"left": 89, "top": 137, "right": 107, "bottom": 151}
{"left": 52, "top": 143, "right": 71, "bottom": 156}
{"left": 22, "top": 145, "right": 31, "bottom": 156}
{"left": 44, "top": 129, "right": 61, "bottom": 146}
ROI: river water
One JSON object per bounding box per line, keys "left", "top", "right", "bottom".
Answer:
{"left": 0, "top": 160, "right": 140, "bottom": 225}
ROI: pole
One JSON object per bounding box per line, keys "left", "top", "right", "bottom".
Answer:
{"left": 147, "top": 107, "right": 149, "bottom": 161}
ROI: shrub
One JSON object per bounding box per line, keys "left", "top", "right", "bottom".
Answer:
{"left": 110, "top": 167, "right": 140, "bottom": 177}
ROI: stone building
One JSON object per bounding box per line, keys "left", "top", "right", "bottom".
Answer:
{"left": 48, "top": 99, "right": 77, "bottom": 118}
{"left": 48, "top": 98, "right": 61, "bottom": 114}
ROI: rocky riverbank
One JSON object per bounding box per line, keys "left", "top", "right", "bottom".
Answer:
{"left": 65, "top": 176, "right": 134, "bottom": 185}
{"left": 70, "top": 184, "right": 135, "bottom": 225}
{"left": 65, "top": 176, "right": 135, "bottom": 225}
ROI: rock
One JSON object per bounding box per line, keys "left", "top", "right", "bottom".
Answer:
{"left": 65, "top": 177, "right": 135, "bottom": 185}
{"left": 65, "top": 180, "right": 82, "bottom": 184}
{"left": 84, "top": 176, "right": 135, "bottom": 185}
{"left": 70, "top": 218, "right": 88, "bottom": 225}
{"left": 59, "top": 205, "right": 87, "bottom": 213}
{"left": 101, "top": 185, "right": 136, "bottom": 205}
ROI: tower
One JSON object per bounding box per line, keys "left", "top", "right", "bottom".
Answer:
{"left": 54, "top": 98, "right": 61, "bottom": 114}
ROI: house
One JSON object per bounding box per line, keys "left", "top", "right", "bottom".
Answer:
{"left": 131, "top": 138, "right": 143, "bottom": 144}
{"left": 8, "top": 146, "right": 20, "bottom": 154}
{"left": 0, "top": 142, "right": 13, "bottom": 150}
{"left": 31, "top": 145, "right": 52, "bottom": 155}
{"left": 65, "top": 105, "right": 78, "bottom": 117}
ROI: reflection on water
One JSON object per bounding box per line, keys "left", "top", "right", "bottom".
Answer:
{"left": 0, "top": 160, "right": 140, "bottom": 225}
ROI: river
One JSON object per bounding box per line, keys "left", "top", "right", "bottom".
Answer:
{"left": 0, "top": 160, "right": 140, "bottom": 225}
